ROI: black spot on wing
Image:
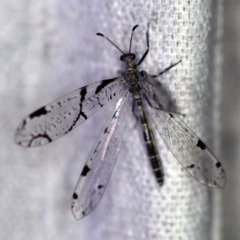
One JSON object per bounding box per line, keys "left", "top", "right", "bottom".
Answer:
{"left": 29, "top": 107, "right": 49, "bottom": 119}
{"left": 95, "top": 78, "right": 116, "bottom": 94}
{"left": 186, "top": 164, "right": 195, "bottom": 169}
{"left": 98, "top": 185, "right": 104, "bottom": 189}
{"left": 80, "top": 111, "right": 88, "bottom": 120}
{"left": 78, "top": 88, "right": 88, "bottom": 120}
{"left": 169, "top": 113, "right": 174, "bottom": 118}
{"left": 80, "top": 87, "right": 87, "bottom": 102}
{"left": 67, "top": 87, "right": 87, "bottom": 132}
{"left": 28, "top": 132, "right": 52, "bottom": 147}
{"left": 81, "top": 165, "right": 91, "bottom": 176}
{"left": 72, "top": 192, "right": 78, "bottom": 199}
{"left": 216, "top": 162, "right": 221, "bottom": 168}
{"left": 196, "top": 139, "right": 206, "bottom": 150}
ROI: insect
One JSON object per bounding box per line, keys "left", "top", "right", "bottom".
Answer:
{"left": 15, "top": 24, "right": 226, "bottom": 220}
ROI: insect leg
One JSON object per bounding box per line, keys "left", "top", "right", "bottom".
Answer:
{"left": 151, "top": 60, "right": 182, "bottom": 78}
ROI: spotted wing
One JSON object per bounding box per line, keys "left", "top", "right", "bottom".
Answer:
{"left": 71, "top": 92, "right": 129, "bottom": 220}
{"left": 144, "top": 93, "right": 226, "bottom": 188}
{"left": 15, "top": 77, "right": 124, "bottom": 147}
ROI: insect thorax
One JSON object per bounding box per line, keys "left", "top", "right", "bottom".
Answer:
{"left": 124, "top": 70, "right": 142, "bottom": 94}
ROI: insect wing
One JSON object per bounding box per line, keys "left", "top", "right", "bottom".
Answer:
{"left": 15, "top": 77, "right": 124, "bottom": 147}
{"left": 140, "top": 71, "right": 178, "bottom": 113}
{"left": 145, "top": 101, "right": 226, "bottom": 188}
{"left": 71, "top": 92, "right": 129, "bottom": 220}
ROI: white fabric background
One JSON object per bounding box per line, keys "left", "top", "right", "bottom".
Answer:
{"left": 0, "top": 0, "right": 233, "bottom": 239}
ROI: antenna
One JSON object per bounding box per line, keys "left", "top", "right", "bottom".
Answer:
{"left": 129, "top": 25, "right": 138, "bottom": 53}
{"left": 96, "top": 33, "right": 125, "bottom": 54}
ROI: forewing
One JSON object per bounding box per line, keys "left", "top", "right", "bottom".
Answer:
{"left": 15, "top": 77, "right": 124, "bottom": 147}
{"left": 146, "top": 101, "right": 226, "bottom": 188}
{"left": 71, "top": 92, "right": 129, "bottom": 220}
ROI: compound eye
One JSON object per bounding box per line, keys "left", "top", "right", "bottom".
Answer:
{"left": 120, "top": 55, "right": 125, "bottom": 61}
{"left": 131, "top": 54, "right": 135, "bottom": 60}
{"left": 140, "top": 71, "right": 147, "bottom": 78}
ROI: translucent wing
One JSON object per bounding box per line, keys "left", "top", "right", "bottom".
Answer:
{"left": 145, "top": 98, "right": 226, "bottom": 188}
{"left": 71, "top": 92, "right": 129, "bottom": 220}
{"left": 15, "top": 77, "right": 124, "bottom": 147}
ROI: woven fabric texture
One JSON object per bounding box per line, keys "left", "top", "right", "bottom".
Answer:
{"left": 0, "top": 0, "right": 225, "bottom": 240}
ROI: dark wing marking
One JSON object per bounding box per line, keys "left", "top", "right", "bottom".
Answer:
{"left": 71, "top": 92, "right": 129, "bottom": 220}
{"left": 145, "top": 100, "right": 226, "bottom": 188}
{"left": 15, "top": 77, "right": 124, "bottom": 147}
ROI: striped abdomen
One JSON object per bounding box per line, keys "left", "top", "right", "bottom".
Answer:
{"left": 135, "top": 94, "right": 164, "bottom": 186}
